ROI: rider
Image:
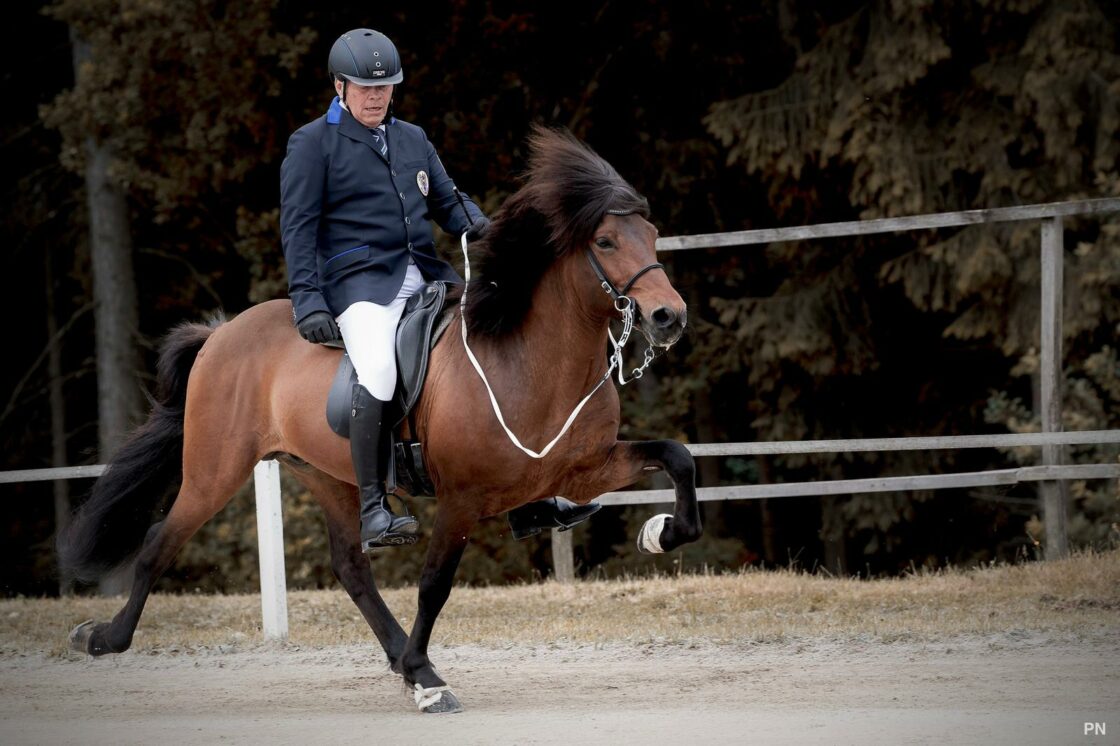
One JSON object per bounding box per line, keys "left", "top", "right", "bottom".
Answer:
{"left": 280, "top": 28, "right": 600, "bottom": 551}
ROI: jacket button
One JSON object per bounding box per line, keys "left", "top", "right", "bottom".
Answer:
{"left": 408, "top": 242, "right": 414, "bottom": 250}
{"left": 399, "top": 192, "right": 406, "bottom": 200}
{"left": 391, "top": 170, "right": 397, "bottom": 177}
{"left": 404, "top": 217, "right": 411, "bottom": 225}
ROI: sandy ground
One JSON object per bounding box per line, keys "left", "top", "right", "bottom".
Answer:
{"left": 2, "top": 632, "right": 1117, "bottom": 745}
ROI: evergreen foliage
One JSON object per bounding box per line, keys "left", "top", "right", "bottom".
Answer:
{"left": 703, "top": 0, "right": 1119, "bottom": 561}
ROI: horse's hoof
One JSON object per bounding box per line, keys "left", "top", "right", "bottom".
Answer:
{"left": 413, "top": 683, "right": 463, "bottom": 714}
{"left": 637, "top": 513, "right": 671, "bottom": 554}
{"left": 68, "top": 620, "right": 96, "bottom": 654}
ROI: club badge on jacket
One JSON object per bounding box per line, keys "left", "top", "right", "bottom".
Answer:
{"left": 417, "top": 171, "right": 429, "bottom": 197}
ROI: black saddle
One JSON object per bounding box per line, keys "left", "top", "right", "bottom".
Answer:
{"left": 323, "top": 281, "right": 454, "bottom": 495}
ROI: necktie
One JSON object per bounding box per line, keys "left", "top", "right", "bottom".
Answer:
{"left": 371, "top": 127, "right": 388, "bottom": 158}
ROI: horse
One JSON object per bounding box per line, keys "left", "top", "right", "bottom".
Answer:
{"left": 58, "top": 126, "right": 702, "bottom": 714}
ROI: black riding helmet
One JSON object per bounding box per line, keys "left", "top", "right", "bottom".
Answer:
{"left": 328, "top": 28, "right": 404, "bottom": 87}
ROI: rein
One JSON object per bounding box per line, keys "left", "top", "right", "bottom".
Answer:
{"left": 457, "top": 231, "right": 661, "bottom": 460}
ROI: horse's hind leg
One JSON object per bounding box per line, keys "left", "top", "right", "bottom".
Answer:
{"left": 288, "top": 465, "right": 409, "bottom": 670}
{"left": 74, "top": 447, "right": 258, "bottom": 656}
{"left": 399, "top": 504, "right": 478, "bottom": 713}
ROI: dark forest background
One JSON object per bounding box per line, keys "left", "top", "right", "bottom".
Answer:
{"left": 2, "top": 0, "right": 1117, "bottom": 596}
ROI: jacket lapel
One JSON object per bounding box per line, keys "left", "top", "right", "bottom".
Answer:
{"left": 337, "top": 108, "right": 390, "bottom": 165}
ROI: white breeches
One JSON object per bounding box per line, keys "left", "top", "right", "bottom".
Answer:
{"left": 336, "top": 262, "right": 426, "bottom": 401}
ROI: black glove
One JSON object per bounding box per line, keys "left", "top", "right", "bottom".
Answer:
{"left": 297, "top": 311, "right": 341, "bottom": 344}
{"left": 465, "top": 216, "right": 491, "bottom": 243}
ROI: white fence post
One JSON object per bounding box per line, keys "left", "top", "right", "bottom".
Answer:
{"left": 254, "top": 460, "right": 289, "bottom": 640}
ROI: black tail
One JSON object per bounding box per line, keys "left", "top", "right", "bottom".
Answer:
{"left": 58, "top": 317, "right": 224, "bottom": 584}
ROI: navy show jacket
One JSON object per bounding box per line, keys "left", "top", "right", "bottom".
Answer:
{"left": 280, "top": 96, "right": 484, "bottom": 322}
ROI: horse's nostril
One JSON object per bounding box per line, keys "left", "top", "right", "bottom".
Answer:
{"left": 651, "top": 307, "right": 677, "bottom": 328}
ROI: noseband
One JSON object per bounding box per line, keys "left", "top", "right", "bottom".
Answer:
{"left": 586, "top": 250, "right": 665, "bottom": 305}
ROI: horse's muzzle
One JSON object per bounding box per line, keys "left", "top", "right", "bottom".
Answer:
{"left": 641, "top": 305, "right": 687, "bottom": 348}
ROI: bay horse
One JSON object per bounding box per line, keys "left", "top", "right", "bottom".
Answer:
{"left": 58, "top": 127, "right": 702, "bottom": 713}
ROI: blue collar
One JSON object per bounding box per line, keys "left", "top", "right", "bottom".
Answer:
{"left": 327, "top": 96, "right": 344, "bottom": 124}
{"left": 326, "top": 96, "right": 395, "bottom": 127}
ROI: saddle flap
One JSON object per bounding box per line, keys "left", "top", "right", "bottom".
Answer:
{"left": 394, "top": 281, "right": 449, "bottom": 417}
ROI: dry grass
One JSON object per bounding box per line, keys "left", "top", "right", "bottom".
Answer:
{"left": 3, "top": 550, "right": 1118, "bottom": 657}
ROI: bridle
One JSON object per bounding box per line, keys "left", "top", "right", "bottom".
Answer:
{"left": 455, "top": 207, "right": 667, "bottom": 460}
{"left": 584, "top": 207, "right": 666, "bottom": 305}
{"left": 583, "top": 207, "right": 664, "bottom": 386}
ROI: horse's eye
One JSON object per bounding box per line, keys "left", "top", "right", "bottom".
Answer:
{"left": 595, "top": 237, "right": 614, "bottom": 250}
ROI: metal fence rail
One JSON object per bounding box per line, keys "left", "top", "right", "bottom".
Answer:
{"left": 655, "top": 197, "right": 1120, "bottom": 250}
{"left": 684, "top": 430, "right": 1120, "bottom": 457}
{"left": 0, "top": 465, "right": 106, "bottom": 484}
{"left": 599, "top": 463, "right": 1120, "bottom": 506}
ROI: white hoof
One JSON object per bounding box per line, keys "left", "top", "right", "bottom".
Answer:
{"left": 414, "top": 683, "right": 462, "bottom": 714}
{"left": 637, "top": 514, "right": 671, "bottom": 554}
{"left": 68, "top": 619, "right": 96, "bottom": 654}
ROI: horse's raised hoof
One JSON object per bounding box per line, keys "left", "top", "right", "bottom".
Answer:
{"left": 413, "top": 683, "right": 463, "bottom": 714}
{"left": 637, "top": 513, "right": 672, "bottom": 554}
{"left": 68, "top": 620, "right": 96, "bottom": 654}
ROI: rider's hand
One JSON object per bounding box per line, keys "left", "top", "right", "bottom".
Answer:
{"left": 465, "top": 216, "right": 491, "bottom": 243}
{"left": 297, "top": 311, "right": 341, "bottom": 344}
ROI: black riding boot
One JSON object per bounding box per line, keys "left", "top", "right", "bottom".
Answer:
{"left": 507, "top": 497, "right": 602, "bottom": 540}
{"left": 351, "top": 384, "right": 419, "bottom": 551}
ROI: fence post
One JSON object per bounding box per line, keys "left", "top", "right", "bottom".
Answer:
{"left": 254, "top": 460, "right": 289, "bottom": 639}
{"left": 551, "top": 528, "right": 575, "bottom": 582}
{"left": 1039, "top": 217, "right": 1069, "bottom": 560}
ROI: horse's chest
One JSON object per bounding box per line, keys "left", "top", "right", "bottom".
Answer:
{"left": 528, "top": 451, "right": 610, "bottom": 502}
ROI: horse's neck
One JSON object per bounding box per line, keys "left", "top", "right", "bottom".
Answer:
{"left": 470, "top": 259, "right": 610, "bottom": 421}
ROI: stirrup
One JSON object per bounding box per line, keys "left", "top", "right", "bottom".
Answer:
{"left": 361, "top": 512, "right": 421, "bottom": 552}
{"left": 362, "top": 532, "right": 421, "bottom": 552}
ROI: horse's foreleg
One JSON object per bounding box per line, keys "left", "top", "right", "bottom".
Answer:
{"left": 399, "top": 505, "right": 477, "bottom": 713}
{"left": 610, "top": 440, "right": 702, "bottom": 554}
{"left": 295, "top": 466, "right": 409, "bottom": 671}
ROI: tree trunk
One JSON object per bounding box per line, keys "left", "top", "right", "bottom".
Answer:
{"left": 72, "top": 30, "right": 142, "bottom": 595}
{"left": 85, "top": 143, "right": 142, "bottom": 457}
{"left": 71, "top": 31, "right": 143, "bottom": 461}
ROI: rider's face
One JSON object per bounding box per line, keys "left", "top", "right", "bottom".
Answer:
{"left": 335, "top": 79, "right": 393, "bottom": 128}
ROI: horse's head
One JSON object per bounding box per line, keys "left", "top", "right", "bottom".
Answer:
{"left": 461, "top": 126, "right": 687, "bottom": 348}
{"left": 586, "top": 211, "right": 687, "bottom": 348}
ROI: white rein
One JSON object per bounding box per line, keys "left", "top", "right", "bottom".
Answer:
{"left": 458, "top": 232, "right": 655, "bottom": 459}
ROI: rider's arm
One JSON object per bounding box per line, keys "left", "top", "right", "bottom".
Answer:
{"left": 280, "top": 125, "right": 332, "bottom": 323}
{"left": 423, "top": 138, "right": 485, "bottom": 237}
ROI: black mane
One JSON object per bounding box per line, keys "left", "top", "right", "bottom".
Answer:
{"left": 460, "top": 126, "right": 649, "bottom": 337}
